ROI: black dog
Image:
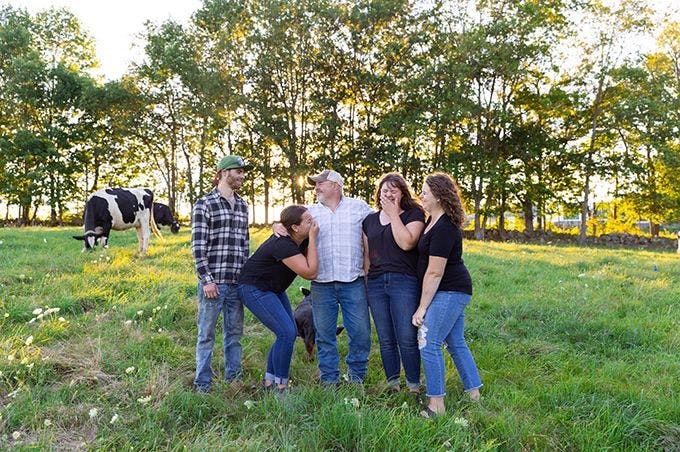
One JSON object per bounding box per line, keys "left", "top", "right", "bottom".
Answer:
{"left": 294, "top": 287, "right": 343, "bottom": 358}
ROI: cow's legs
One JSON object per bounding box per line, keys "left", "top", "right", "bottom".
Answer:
{"left": 136, "top": 226, "right": 145, "bottom": 255}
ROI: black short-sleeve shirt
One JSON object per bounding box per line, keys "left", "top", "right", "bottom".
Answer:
{"left": 238, "top": 235, "right": 308, "bottom": 293}
{"left": 417, "top": 215, "right": 472, "bottom": 295}
{"left": 362, "top": 208, "right": 425, "bottom": 278}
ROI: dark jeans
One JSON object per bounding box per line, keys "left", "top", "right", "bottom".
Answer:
{"left": 238, "top": 284, "right": 297, "bottom": 385}
{"left": 367, "top": 272, "right": 421, "bottom": 389}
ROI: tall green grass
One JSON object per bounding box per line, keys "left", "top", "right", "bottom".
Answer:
{"left": 0, "top": 227, "right": 678, "bottom": 450}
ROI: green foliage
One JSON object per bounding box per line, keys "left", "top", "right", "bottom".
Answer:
{"left": 0, "top": 227, "right": 678, "bottom": 449}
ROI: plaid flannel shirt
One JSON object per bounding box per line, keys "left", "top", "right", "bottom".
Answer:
{"left": 191, "top": 188, "right": 250, "bottom": 284}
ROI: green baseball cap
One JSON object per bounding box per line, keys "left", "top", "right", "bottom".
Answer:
{"left": 217, "top": 155, "right": 251, "bottom": 171}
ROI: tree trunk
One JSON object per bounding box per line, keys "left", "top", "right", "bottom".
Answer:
{"left": 522, "top": 199, "right": 534, "bottom": 234}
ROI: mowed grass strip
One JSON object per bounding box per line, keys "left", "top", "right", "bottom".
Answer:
{"left": 0, "top": 227, "right": 678, "bottom": 450}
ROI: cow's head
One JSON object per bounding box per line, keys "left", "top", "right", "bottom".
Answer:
{"left": 72, "top": 229, "right": 105, "bottom": 251}
{"left": 171, "top": 221, "right": 180, "bottom": 234}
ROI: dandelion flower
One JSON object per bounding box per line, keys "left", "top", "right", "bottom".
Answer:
{"left": 32, "top": 308, "right": 43, "bottom": 315}
{"left": 125, "top": 366, "right": 135, "bottom": 374}
{"left": 453, "top": 417, "right": 469, "bottom": 427}
{"left": 12, "top": 431, "right": 21, "bottom": 440}
{"left": 25, "top": 335, "right": 34, "bottom": 346}
{"left": 137, "top": 395, "right": 152, "bottom": 404}
{"left": 44, "top": 419, "right": 52, "bottom": 427}
{"left": 89, "top": 407, "right": 98, "bottom": 418}
{"left": 243, "top": 400, "right": 255, "bottom": 409}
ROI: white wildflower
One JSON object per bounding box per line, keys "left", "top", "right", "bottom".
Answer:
{"left": 12, "top": 431, "right": 21, "bottom": 440}
{"left": 125, "top": 366, "right": 135, "bottom": 374}
{"left": 157, "top": 328, "right": 162, "bottom": 333}
{"left": 124, "top": 320, "right": 133, "bottom": 326}
{"left": 19, "top": 274, "right": 25, "bottom": 279}
{"left": 343, "top": 397, "right": 360, "bottom": 408}
{"left": 243, "top": 400, "right": 255, "bottom": 410}
{"left": 26, "top": 363, "right": 34, "bottom": 369}
{"left": 453, "top": 417, "right": 469, "bottom": 427}
{"left": 58, "top": 317, "right": 66, "bottom": 322}
{"left": 4, "top": 312, "right": 9, "bottom": 318}
{"left": 110, "top": 413, "right": 119, "bottom": 424}
{"left": 32, "top": 308, "right": 43, "bottom": 315}
{"left": 44, "top": 419, "right": 52, "bottom": 427}
{"left": 89, "top": 407, "right": 98, "bottom": 418}
{"left": 25, "top": 335, "right": 33, "bottom": 346}
{"left": 136, "top": 310, "right": 143, "bottom": 316}
{"left": 137, "top": 395, "right": 152, "bottom": 404}
{"left": 7, "top": 354, "right": 14, "bottom": 361}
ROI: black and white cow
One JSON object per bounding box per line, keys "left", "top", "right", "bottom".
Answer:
{"left": 73, "top": 188, "right": 162, "bottom": 255}
{"left": 153, "top": 202, "right": 180, "bottom": 234}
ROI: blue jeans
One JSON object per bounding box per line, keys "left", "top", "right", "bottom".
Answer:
{"left": 367, "top": 272, "right": 421, "bottom": 389}
{"left": 238, "top": 284, "right": 297, "bottom": 385}
{"left": 311, "top": 278, "right": 371, "bottom": 384}
{"left": 194, "top": 282, "right": 244, "bottom": 388}
{"left": 419, "top": 291, "right": 482, "bottom": 397}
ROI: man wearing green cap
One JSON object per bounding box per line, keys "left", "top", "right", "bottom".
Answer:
{"left": 191, "top": 155, "right": 251, "bottom": 393}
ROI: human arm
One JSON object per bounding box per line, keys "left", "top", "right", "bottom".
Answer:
{"left": 191, "top": 201, "right": 219, "bottom": 298}
{"left": 362, "top": 233, "right": 370, "bottom": 276}
{"left": 381, "top": 199, "right": 424, "bottom": 250}
{"left": 282, "top": 220, "right": 319, "bottom": 280}
{"left": 411, "top": 256, "right": 446, "bottom": 326}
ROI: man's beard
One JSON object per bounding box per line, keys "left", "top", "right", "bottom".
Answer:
{"left": 316, "top": 192, "right": 326, "bottom": 204}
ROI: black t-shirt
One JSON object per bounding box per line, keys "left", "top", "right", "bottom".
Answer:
{"left": 417, "top": 214, "right": 472, "bottom": 295}
{"left": 238, "top": 235, "right": 308, "bottom": 293}
{"left": 362, "top": 208, "right": 425, "bottom": 278}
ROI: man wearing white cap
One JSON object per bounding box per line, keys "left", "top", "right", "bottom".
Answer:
{"left": 302, "top": 169, "right": 374, "bottom": 385}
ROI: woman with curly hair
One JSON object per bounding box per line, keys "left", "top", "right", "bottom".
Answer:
{"left": 411, "top": 173, "right": 481, "bottom": 418}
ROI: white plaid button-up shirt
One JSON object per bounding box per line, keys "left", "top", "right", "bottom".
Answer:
{"left": 308, "top": 196, "right": 373, "bottom": 283}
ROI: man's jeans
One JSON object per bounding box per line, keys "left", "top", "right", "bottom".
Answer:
{"left": 194, "top": 282, "right": 244, "bottom": 389}
{"left": 311, "top": 278, "right": 371, "bottom": 384}
{"left": 238, "top": 284, "right": 297, "bottom": 385}
{"left": 367, "top": 272, "right": 421, "bottom": 389}
{"left": 419, "top": 291, "right": 482, "bottom": 397}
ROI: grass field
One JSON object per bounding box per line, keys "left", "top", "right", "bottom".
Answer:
{"left": 0, "top": 226, "right": 678, "bottom": 450}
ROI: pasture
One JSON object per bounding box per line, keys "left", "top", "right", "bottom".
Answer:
{"left": 0, "top": 227, "right": 678, "bottom": 450}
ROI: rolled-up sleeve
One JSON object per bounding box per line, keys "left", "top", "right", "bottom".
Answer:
{"left": 191, "top": 201, "right": 213, "bottom": 284}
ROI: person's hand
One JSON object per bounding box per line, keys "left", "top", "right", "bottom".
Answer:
{"left": 309, "top": 219, "right": 319, "bottom": 239}
{"left": 381, "top": 194, "right": 400, "bottom": 218}
{"left": 272, "top": 222, "right": 289, "bottom": 237}
{"left": 412, "top": 306, "right": 426, "bottom": 327}
{"left": 203, "top": 282, "right": 219, "bottom": 299}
